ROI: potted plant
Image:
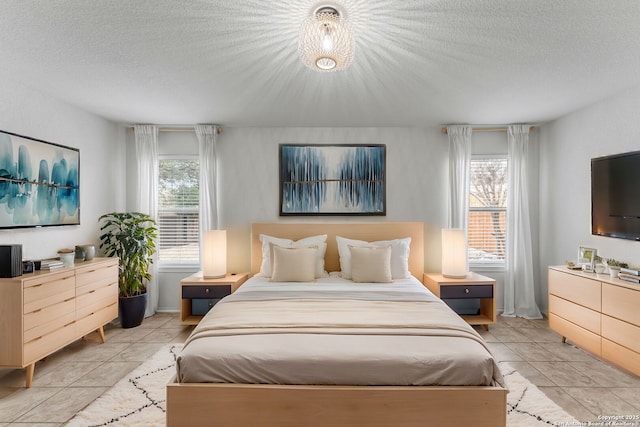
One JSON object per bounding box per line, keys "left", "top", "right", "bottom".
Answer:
{"left": 99, "top": 212, "right": 158, "bottom": 328}
{"left": 604, "top": 258, "right": 628, "bottom": 278}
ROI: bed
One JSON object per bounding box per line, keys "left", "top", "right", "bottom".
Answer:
{"left": 167, "top": 222, "right": 507, "bottom": 427}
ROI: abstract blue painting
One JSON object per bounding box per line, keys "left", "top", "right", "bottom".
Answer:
{"left": 0, "top": 130, "right": 79, "bottom": 228}
{"left": 280, "top": 144, "right": 385, "bottom": 215}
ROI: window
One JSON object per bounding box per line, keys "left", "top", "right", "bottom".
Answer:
{"left": 157, "top": 156, "right": 200, "bottom": 264}
{"left": 468, "top": 156, "right": 507, "bottom": 266}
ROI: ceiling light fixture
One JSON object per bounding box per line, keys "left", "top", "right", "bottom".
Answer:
{"left": 298, "top": 3, "right": 355, "bottom": 72}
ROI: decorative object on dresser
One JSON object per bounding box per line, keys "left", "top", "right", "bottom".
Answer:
{"left": 0, "top": 244, "right": 22, "bottom": 277}
{"left": 180, "top": 272, "right": 249, "bottom": 325}
{"left": 619, "top": 266, "right": 640, "bottom": 284}
{"left": 57, "top": 248, "right": 75, "bottom": 267}
{"left": 98, "top": 212, "right": 158, "bottom": 328}
{"left": 603, "top": 258, "right": 628, "bottom": 278}
{"left": 0, "top": 257, "right": 118, "bottom": 387}
{"left": 424, "top": 272, "right": 496, "bottom": 330}
{"left": 279, "top": 144, "right": 386, "bottom": 216}
{"left": 0, "top": 129, "right": 80, "bottom": 228}
{"left": 577, "top": 246, "right": 596, "bottom": 271}
{"left": 548, "top": 266, "right": 640, "bottom": 377}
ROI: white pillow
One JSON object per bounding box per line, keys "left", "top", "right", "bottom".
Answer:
{"left": 336, "top": 236, "right": 411, "bottom": 279}
{"left": 349, "top": 245, "right": 392, "bottom": 283}
{"left": 270, "top": 246, "right": 317, "bottom": 282}
{"left": 259, "top": 234, "right": 328, "bottom": 278}
{"left": 259, "top": 234, "right": 292, "bottom": 277}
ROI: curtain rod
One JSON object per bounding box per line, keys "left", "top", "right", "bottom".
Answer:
{"left": 128, "top": 126, "right": 222, "bottom": 134}
{"left": 440, "top": 126, "right": 536, "bottom": 134}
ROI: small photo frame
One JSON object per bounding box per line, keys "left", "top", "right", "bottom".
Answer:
{"left": 578, "top": 246, "right": 597, "bottom": 270}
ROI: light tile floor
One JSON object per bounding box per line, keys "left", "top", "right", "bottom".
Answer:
{"left": 1, "top": 313, "right": 638, "bottom": 426}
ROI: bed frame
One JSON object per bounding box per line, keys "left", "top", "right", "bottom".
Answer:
{"left": 167, "top": 222, "right": 507, "bottom": 427}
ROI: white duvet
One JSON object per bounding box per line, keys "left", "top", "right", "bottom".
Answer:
{"left": 177, "top": 275, "right": 504, "bottom": 387}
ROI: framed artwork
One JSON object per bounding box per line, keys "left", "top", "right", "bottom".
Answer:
{"left": 578, "top": 246, "right": 597, "bottom": 270}
{"left": 0, "top": 130, "right": 80, "bottom": 229}
{"left": 279, "top": 144, "right": 386, "bottom": 215}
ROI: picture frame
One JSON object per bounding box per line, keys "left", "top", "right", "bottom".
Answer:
{"left": 578, "top": 246, "right": 597, "bottom": 270}
{"left": 0, "top": 130, "right": 80, "bottom": 229}
{"left": 279, "top": 144, "right": 386, "bottom": 216}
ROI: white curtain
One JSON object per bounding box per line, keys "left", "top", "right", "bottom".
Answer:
{"left": 446, "top": 126, "right": 472, "bottom": 229}
{"left": 133, "top": 124, "right": 159, "bottom": 318}
{"left": 503, "top": 125, "right": 542, "bottom": 319}
{"left": 195, "top": 124, "right": 219, "bottom": 234}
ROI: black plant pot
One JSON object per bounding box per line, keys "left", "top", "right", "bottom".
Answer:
{"left": 118, "top": 293, "right": 147, "bottom": 329}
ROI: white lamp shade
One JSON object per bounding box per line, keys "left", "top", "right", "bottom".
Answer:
{"left": 442, "top": 228, "right": 468, "bottom": 279}
{"left": 202, "top": 230, "right": 227, "bottom": 279}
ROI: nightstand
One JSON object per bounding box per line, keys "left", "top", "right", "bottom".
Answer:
{"left": 423, "top": 272, "right": 496, "bottom": 330}
{"left": 180, "top": 272, "right": 249, "bottom": 325}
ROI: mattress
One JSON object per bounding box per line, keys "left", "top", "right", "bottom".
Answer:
{"left": 176, "top": 275, "right": 504, "bottom": 387}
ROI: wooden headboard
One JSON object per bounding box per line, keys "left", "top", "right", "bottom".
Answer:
{"left": 251, "top": 222, "right": 424, "bottom": 279}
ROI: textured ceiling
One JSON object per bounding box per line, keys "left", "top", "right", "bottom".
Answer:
{"left": 1, "top": 0, "right": 639, "bottom": 127}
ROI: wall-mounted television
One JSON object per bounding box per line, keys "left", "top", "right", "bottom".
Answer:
{"left": 591, "top": 150, "right": 640, "bottom": 241}
{"left": 0, "top": 130, "right": 80, "bottom": 229}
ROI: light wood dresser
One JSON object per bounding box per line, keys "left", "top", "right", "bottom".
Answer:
{"left": 0, "top": 257, "right": 118, "bottom": 387}
{"left": 548, "top": 266, "right": 640, "bottom": 376}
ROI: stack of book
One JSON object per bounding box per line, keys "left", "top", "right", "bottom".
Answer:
{"left": 40, "top": 259, "right": 64, "bottom": 270}
{"left": 618, "top": 267, "right": 640, "bottom": 284}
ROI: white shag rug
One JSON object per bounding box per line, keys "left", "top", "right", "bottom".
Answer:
{"left": 66, "top": 344, "right": 578, "bottom": 427}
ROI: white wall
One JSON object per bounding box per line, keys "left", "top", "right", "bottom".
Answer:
{"left": 0, "top": 76, "right": 125, "bottom": 261}
{"left": 538, "top": 84, "right": 640, "bottom": 313}
{"left": 217, "top": 127, "right": 449, "bottom": 274}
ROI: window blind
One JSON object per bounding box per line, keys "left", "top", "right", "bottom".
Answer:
{"left": 468, "top": 158, "right": 507, "bottom": 265}
{"left": 158, "top": 158, "right": 200, "bottom": 263}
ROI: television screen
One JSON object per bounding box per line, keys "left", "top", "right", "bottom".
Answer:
{"left": 591, "top": 150, "right": 640, "bottom": 241}
{"left": 0, "top": 130, "right": 80, "bottom": 229}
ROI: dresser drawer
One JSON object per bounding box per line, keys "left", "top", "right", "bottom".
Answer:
{"left": 76, "top": 263, "right": 118, "bottom": 294}
{"left": 602, "top": 314, "right": 640, "bottom": 353}
{"left": 76, "top": 282, "right": 118, "bottom": 319}
{"left": 24, "top": 298, "right": 75, "bottom": 333}
{"left": 548, "top": 269, "right": 601, "bottom": 311}
{"left": 549, "top": 294, "right": 600, "bottom": 334}
{"left": 182, "top": 285, "right": 231, "bottom": 299}
{"left": 23, "top": 273, "right": 75, "bottom": 314}
{"left": 440, "top": 284, "right": 493, "bottom": 299}
{"left": 76, "top": 302, "right": 118, "bottom": 337}
{"left": 549, "top": 312, "right": 601, "bottom": 356}
{"left": 24, "top": 320, "right": 76, "bottom": 364}
{"left": 602, "top": 283, "right": 640, "bottom": 327}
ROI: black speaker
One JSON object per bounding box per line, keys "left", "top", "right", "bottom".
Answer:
{"left": 0, "top": 244, "right": 22, "bottom": 278}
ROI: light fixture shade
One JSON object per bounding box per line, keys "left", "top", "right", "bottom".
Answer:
{"left": 298, "top": 5, "right": 355, "bottom": 72}
{"left": 202, "top": 230, "right": 227, "bottom": 279}
{"left": 441, "top": 228, "right": 468, "bottom": 279}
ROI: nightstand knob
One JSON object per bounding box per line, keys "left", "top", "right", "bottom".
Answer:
{"left": 205, "top": 288, "right": 210, "bottom": 293}
{"left": 465, "top": 288, "right": 470, "bottom": 294}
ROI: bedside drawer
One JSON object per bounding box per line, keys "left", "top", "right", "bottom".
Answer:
{"left": 440, "top": 284, "right": 493, "bottom": 299}
{"left": 191, "top": 299, "right": 223, "bottom": 316}
{"left": 182, "top": 285, "right": 231, "bottom": 299}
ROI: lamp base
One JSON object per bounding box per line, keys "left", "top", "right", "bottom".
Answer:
{"left": 203, "top": 273, "right": 226, "bottom": 279}
{"left": 442, "top": 272, "right": 468, "bottom": 279}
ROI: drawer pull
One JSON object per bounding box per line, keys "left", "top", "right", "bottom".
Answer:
{"left": 64, "top": 321, "right": 75, "bottom": 328}
{"left": 205, "top": 288, "right": 210, "bottom": 293}
{"left": 465, "top": 288, "right": 470, "bottom": 294}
